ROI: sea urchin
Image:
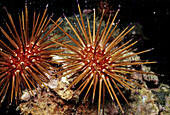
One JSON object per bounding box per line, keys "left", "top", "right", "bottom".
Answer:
{"left": 52, "top": 2, "right": 156, "bottom": 114}
{"left": 0, "top": 3, "right": 63, "bottom": 105}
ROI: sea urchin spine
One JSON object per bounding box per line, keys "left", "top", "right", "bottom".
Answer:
{"left": 0, "top": 2, "right": 63, "bottom": 105}
{"left": 52, "top": 2, "right": 156, "bottom": 114}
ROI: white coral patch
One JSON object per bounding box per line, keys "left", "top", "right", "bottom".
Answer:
{"left": 52, "top": 55, "right": 64, "bottom": 63}
{"left": 61, "top": 76, "right": 69, "bottom": 84}
{"left": 45, "top": 79, "right": 58, "bottom": 89}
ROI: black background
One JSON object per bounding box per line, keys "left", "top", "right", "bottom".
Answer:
{"left": 0, "top": 0, "right": 170, "bottom": 114}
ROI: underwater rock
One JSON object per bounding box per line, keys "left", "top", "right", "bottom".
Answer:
{"left": 151, "top": 84, "right": 170, "bottom": 115}
{"left": 141, "top": 65, "right": 159, "bottom": 85}
{"left": 18, "top": 68, "right": 169, "bottom": 115}
{"left": 162, "top": 94, "right": 170, "bottom": 115}
{"left": 126, "top": 86, "right": 159, "bottom": 115}
{"left": 19, "top": 88, "right": 66, "bottom": 115}
{"left": 53, "top": 79, "right": 74, "bottom": 101}
{"left": 20, "top": 90, "right": 35, "bottom": 102}
{"left": 20, "top": 86, "right": 42, "bottom": 102}
{"left": 104, "top": 102, "right": 119, "bottom": 115}
{"left": 18, "top": 84, "right": 95, "bottom": 115}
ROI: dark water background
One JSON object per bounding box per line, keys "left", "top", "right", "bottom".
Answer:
{"left": 0, "top": 0, "right": 170, "bottom": 114}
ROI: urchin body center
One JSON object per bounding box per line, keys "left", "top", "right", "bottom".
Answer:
{"left": 10, "top": 44, "right": 41, "bottom": 72}
{"left": 82, "top": 45, "right": 109, "bottom": 72}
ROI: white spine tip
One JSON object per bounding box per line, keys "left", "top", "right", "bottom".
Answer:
{"left": 81, "top": 62, "right": 85, "bottom": 65}
{"left": 10, "top": 60, "right": 13, "bottom": 63}
{"left": 88, "top": 67, "right": 91, "bottom": 70}
{"left": 150, "top": 48, "right": 154, "bottom": 50}
{"left": 102, "top": 69, "right": 105, "bottom": 72}
{"left": 20, "top": 61, "right": 24, "bottom": 65}
{"left": 32, "top": 59, "right": 35, "bottom": 62}
{"left": 118, "top": 5, "right": 121, "bottom": 9}
{"left": 16, "top": 70, "right": 20, "bottom": 73}
{"left": 102, "top": 74, "right": 105, "bottom": 78}
{"left": 18, "top": 57, "right": 20, "bottom": 61}
{"left": 46, "top": 4, "right": 49, "bottom": 9}
{"left": 12, "top": 65, "right": 16, "bottom": 68}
